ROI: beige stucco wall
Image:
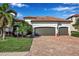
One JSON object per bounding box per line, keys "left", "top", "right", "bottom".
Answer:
{"left": 32, "top": 22, "right": 57, "bottom": 28}
{"left": 24, "top": 19, "right": 71, "bottom": 36}
{"left": 67, "top": 17, "right": 79, "bottom": 31}
{"left": 32, "top": 22, "right": 71, "bottom": 36}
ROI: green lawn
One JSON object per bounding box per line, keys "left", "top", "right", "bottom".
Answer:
{"left": 0, "top": 37, "right": 32, "bottom": 52}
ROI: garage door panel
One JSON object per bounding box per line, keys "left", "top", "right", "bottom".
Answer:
{"left": 35, "top": 27, "right": 55, "bottom": 36}
{"left": 58, "top": 27, "right": 68, "bottom": 35}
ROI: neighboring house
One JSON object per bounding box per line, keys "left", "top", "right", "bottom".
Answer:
{"left": 66, "top": 14, "right": 79, "bottom": 31}
{"left": 24, "top": 16, "right": 72, "bottom": 36}
{"left": 5, "top": 18, "right": 32, "bottom": 36}
{"left": 5, "top": 19, "right": 24, "bottom": 36}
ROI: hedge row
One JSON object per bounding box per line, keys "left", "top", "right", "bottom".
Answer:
{"left": 71, "top": 31, "right": 79, "bottom": 37}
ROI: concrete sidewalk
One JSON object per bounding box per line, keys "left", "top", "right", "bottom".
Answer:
{"left": 0, "top": 51, "right": 29, "bottom": 56}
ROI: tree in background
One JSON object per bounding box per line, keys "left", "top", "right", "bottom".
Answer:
{"left": 0, "top": 3, "right": 17, "bottom": 40}
{"left": 15, "top": 21, "right": 32, "bottom": 38}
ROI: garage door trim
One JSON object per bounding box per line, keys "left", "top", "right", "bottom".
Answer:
{"left": 58, "top": 27, "right": 68, "bottom": 35}
{"left": 34, "top": 27, "right": 55, "bottom": 36}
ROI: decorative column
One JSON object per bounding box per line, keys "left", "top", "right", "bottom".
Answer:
{"left": 55, "top": 26, "right": 58, "bottom": 36}
{"left": 56, "top": 23, "right": 61, "bottom": 36}
{"left": 32, "top": 27, "right": 35, "bottom": 36}
{"left": 68, "top": 26, "right": 71, "bottom": 36}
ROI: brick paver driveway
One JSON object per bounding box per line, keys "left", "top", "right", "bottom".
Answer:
{"left": 28, "top": 36, "right": 79, "bottom": 56}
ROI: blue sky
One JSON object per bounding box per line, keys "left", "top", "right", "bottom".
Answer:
{"left": 1, "top": 3, "right": 79, "bottom": 19}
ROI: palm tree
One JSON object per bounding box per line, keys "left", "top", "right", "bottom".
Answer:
{"left": 0, "top": 3, "right": 17, "bottom": 40}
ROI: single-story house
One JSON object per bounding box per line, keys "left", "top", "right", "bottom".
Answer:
{"left": 24, "top": 16, "right": 72, "bottom": 36}
{"left": 5, "top": 19, "right": 24, "bottom": 36}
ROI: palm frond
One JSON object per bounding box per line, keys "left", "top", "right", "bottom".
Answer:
{"left": 0, "top": 7, "right": 3, "bottom": 11}
{"left": 2, "top": 3, "right": 9, "bottom": 11}
{"left": 7, "top": 9, "right": 17, "bottom": 17}
{"left": 0, "top": 17, "right": 4, "bottom": 27}
{"left": 4, "top": 13, "right": 13, "bottom": 27}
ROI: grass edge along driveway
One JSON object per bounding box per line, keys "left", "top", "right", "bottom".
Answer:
{"left": 0, "top": 37, "right": 32, "bottom": 52}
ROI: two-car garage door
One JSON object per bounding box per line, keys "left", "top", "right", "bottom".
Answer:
{"left": 35, "top": 27, "right": 55, "bottom": 36}
{"left": 34, "top": 27, "right": 68, "bottom": 36}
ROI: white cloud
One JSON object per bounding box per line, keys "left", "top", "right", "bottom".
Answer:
{"left": 17, "top": 13, "right": 23, "bottom": 17}
{"left": 44, "top": 6, "right": 79, "bottom": 12}
{"left": 68, "top": 14, "right": 76, "bottom": 17}
{"left": 71, "top": 10, "right": 79, "bottom": 12}
{"left": 52, "top": 6, "right": 78, "bottom": 11}
{"left": 11, "top": 3, "right": 29, "bottom": 7}
{"left": 44, "top": 8, "right": 48, "bottom": 11}
{"left": 63, "top": 3, "right": 79, "bottom": 5}
{"left": 62, "top": 14, "right": 68, "bottom": 17}
{"left": 62, "top": 14, "right": 76, "bottom": 18}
